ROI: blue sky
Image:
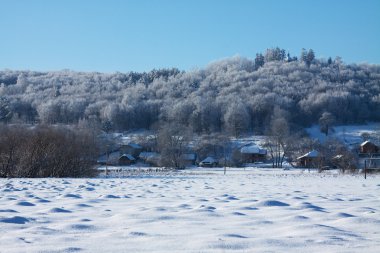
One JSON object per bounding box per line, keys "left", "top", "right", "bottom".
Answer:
{"left": 1, "top": 0, "right": 379, "bottom": 72}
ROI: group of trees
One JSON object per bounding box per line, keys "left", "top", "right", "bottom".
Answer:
{"left": 0, "top": 125, "right": 98, "bottom": 177}
{"left": 0, "top": 48, "right": 379, "bottom": 137}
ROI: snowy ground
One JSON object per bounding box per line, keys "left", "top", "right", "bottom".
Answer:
{"left": 306, "top": 123, "right": 380, "bottom": 148}
{"left": 1, "top": 170, "right": 379, "bottom": 253}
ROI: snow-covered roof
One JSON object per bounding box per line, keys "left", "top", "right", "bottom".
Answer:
{"left": 181, "top": 153, "right": 196, "bottom": 161}
{"left": 240, "top": 145, "right": 267, "bottom": 155}
{"left": 139, "top": 152, "right": 159, "bottom": 159}
{"left": 360, "top": 140, "right": 376, "bottom": 147}
{"left": 200, "top": 157, "right": 218, "bottom": 164}
{"left": 297, "top": 150, "right": 319, "bottom": 160}
{"left": 119, "top": 154, "right": 136, "bottom": 160}
{"left": 333, "top": 154, "right": 343, "bottom": 160}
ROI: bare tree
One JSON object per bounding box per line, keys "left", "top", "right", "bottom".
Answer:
{"left": 264, "top": 108, "right": 290, "bottom": 168}
{"left": 157, "top": 123, "right": 191, "bottom": 169}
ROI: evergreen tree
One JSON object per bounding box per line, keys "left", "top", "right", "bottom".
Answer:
{"left": 255, "top": 53, "right": 265, "bottom": 69}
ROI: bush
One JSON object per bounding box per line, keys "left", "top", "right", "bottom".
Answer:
{"left": 0, "top": 125, "right": 98, "bottom": 177}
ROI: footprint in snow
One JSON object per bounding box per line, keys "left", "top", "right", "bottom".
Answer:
{"left": 16, "top": 201, "right": 35, "bottom": 206}
{"left": 103, "top": 194, "right": 120, "bottom": 199}
{"left": 64, "top": 193, "right": 82, "bottom": 199}
{"left": 258, "top": 200, "right": 290, "bottom": 207}
{"left": 224, "top": 234, "right": 248, "bottom": 238}
{"left": 232, "top": 211, "right": 246, "bottom": 216}
{"left": 336, "top": 212, "right": 356, "bottom": 218}
{"left": 70, "top": 224, "right": 95, "bottom": 230}
{"left": 0, "top": 216, "right": 32, "bottom": 224}
{"left": 130, "top": 231, "right": 147, "bottom": 236}
{"left": 76, "top": 203, "right": 93, "bottom": 208}
{"left": 50, "top": 208, "right": 72, "bottom": 213}
{"left": 0, "top": 209, "right": 18, "bottom": 213}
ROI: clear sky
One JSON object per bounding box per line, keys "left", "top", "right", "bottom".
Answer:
{"left": 1, "top": 0, "right": 379, "bottom": 72}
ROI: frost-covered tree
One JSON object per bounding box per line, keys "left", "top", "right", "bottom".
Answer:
{"left": 223, "top": 101, "right": 250, "bottom": 137}
{"left": 0, "top": 47, "right": 379, "bottom": 135}
{"left": 319, "top": 112, "right": 335, "bottom": 136}
{"left": 157, "top": 123, "right": 191, "bottom": 168}
{"left": 255, "top": 53, "right": 265, "bottom": 69}
{"left": 300, "top": 48, "right": 315, "bottom": 67}
{"left": 264, "top": 47, "right": 286, "bottom": 62}
{"left": 0, "top": 97, "right": 12, "bottom": 123}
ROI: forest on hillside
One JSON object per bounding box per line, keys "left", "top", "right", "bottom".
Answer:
{"left": 1, "top": 48, "right": 380, "bottom": 136}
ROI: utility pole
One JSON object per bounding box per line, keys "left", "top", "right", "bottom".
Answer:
{"left": 105, "top": 145, "right": 109, "bottom": 176}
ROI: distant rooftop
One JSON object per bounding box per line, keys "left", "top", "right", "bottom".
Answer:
{"left": 200, "top": 157, "right": 218, "bottom": 164}
{"left": 297, "top": 150, "right": 319, "bottom": 160}
{"left": 241, "top": 145, "right": 267, "bottom": 155}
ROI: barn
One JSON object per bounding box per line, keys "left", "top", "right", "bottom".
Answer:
{"left": 297, "top": 150, "right": 324, "bottom": 168}
{"left": 360, "top": 141, "right": 379, "bottom": 154}
{"left": 240, "top": 145, "right": 267, "bottom": 163}
{"left": 118, "top": 154, "right": 136, "bottom": 166}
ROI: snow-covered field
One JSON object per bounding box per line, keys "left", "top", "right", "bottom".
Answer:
{"left": 1, "top": 170, "right": 379, "bottom": 253}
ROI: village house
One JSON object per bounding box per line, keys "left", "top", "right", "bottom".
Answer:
{"left": 199, "top": 157, "right": 218, "bottom": 167}
{"left": 118, "top": 154, "right": 136, "bottom": 166}
{"left": 240, "top": 145, "right": 267, "bottom": 163}
{"left": 180, "top": 153, "right": 197, "bottom": 166}
{"left": 97, "top": 151, "right": 120, "bottom": 165}
{"left": 297, "top": 150, "right": 324, "bottom": 168}
{"left": 360, "top": 141, "right": 379, "bottom": 155}
{"left": 139, "top": 152, "right": 160, "bottom": 166}
{"left": 120, "top": 142, "right": 143, "bottom": 157}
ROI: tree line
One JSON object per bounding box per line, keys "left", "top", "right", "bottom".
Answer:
{"left": 0, "top": 47, "right": 379, "bottom": 137}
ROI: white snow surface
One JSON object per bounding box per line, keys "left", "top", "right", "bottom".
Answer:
{"left": 306, "top": 123, "right": 380, "bottom": 148}
{"left": 1, "top": 170, "right": 379, "bottom": 253}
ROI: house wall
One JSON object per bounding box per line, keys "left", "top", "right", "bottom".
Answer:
{"left": 361, "top": 143, "right": 379, "bottom": 154}
{"left": 298, "top": 157, "right": 322, "bottom": 168}
{"left": 181, "top": 160, "right": 196, "bottom": 166}
{"left": 120, "top": 145, "right": 142, "bottom": 157}
{"left": 241, "top": 153, "right": 266, "bottom": 163}
{"left": 118, "top": 157, "right": 134, "bottom": 165}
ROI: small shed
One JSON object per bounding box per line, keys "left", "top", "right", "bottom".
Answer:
{"left": 360, "top": 141, "right": 379, "bottom": 154}
{"left": 199, "top": 157, "right": 218, "bottom": 167}
{"left": 97, "top": 151, "right": 120, "bottom": 165}
{"left": 118, "top": 154, "right": 136, "bottom": 166}
{"left": 180, "top": 153, "right": 197, "bottom": 166}
{"left": 297, "top": 150, "right": 323, "bottom": 168}
{"left": 120, "top": 143, "right": 143, "bottom": 157}
{"left": 240, "top": 145, "right": 267, "bottom": 163}
{"left": 139, "top": 152, "right": 160, "bottom": 166}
